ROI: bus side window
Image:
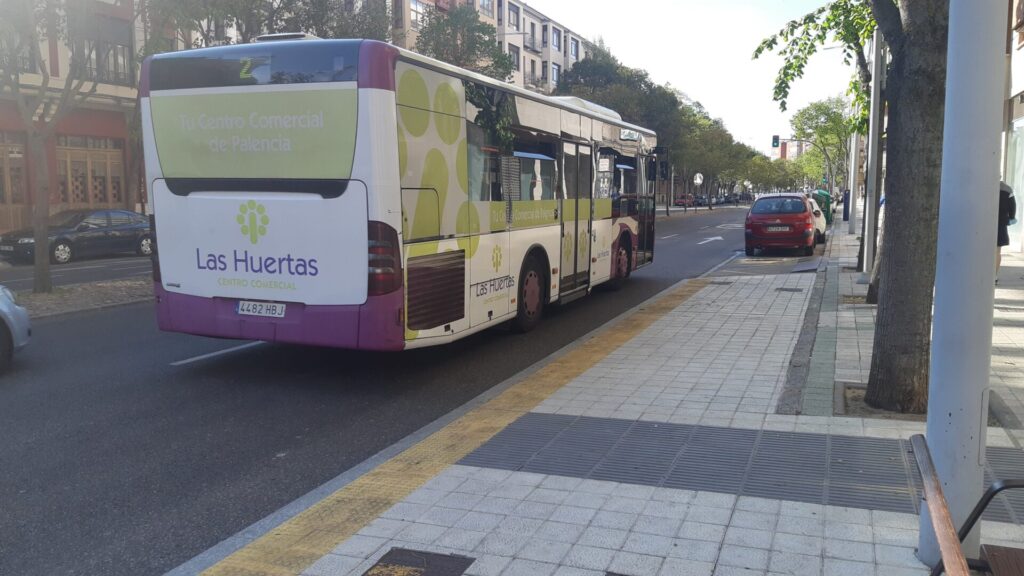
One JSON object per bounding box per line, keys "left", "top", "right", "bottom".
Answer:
{"left": 467, "top": 122, "right": 502, "bottom": 202}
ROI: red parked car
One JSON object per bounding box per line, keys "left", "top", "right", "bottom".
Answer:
{"left": 744, "top": 194, "right": 821, "bottom": 256}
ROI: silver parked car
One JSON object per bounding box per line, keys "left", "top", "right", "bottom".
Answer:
{"left": 0, "top": 285, "right": 30, "bottom": 372}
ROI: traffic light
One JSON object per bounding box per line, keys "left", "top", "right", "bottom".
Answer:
{"left": 772, "top": 135, "right": 780, "bottom": 148}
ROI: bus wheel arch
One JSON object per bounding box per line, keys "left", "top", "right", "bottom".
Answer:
{"left": 513, "top": 246, "right": 549, "bottom": 333}
{"left": 607, "top": 231, "right": 633, "bottom": 291}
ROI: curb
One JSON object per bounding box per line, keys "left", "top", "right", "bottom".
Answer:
{"left": 28, "top": 296, "right": 154, "bottom": 321}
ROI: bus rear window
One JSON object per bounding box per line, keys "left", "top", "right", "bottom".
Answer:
{"left": 149, "top": 40, "right": 359, "bottom": 90}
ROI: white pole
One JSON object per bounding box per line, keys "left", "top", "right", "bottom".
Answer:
{"left": 859, "top": 30, "right": 884, "bottom": 283}
{"left": 848, "top": 131, "right": 860, "bottom": 233}
{"left": 919, "top": 0, "right": 1006, "bottom": 566}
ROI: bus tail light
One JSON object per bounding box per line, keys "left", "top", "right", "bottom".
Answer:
{"left": 368, "top": 221, "right": 402, "bottom": 296}
{"left": 149, "top": 214, "right": 161, "bottom": 283}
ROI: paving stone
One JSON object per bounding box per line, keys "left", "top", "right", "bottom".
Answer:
{"left": 608, "top": 550, "right": 664, "bottom": 576}
{"left": 563, "top": 544, "right": 615, "bottom": 571}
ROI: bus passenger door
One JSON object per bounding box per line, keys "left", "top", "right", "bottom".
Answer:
{"left": 576, "top": 145, "right": 593, "bottom": 285}
{"left": 636, "top": 155, "right": 656, "bottom": 266}
{"left": 559, "top": 143, "right": 580, "bottom": 292}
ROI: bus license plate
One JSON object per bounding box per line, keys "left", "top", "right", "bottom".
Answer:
{"left": 237, "top": 300, "right": 286, "bottom": 318}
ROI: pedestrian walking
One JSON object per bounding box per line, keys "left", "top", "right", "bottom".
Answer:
{"left": 997, "top": 181, "right": 1016, "bottom": 284}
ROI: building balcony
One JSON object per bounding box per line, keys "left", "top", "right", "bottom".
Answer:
{"left": 524, "top": 37, "right": 541, "bottom": 53}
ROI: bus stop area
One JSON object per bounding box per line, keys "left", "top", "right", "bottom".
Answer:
{"left": 184, "top": 217, "right": 1024, "bottom": 576}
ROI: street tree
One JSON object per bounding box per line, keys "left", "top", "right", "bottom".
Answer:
{"left": 791, "top": 96, "right": 853, "bottom": 190}
{"left": 756, "top": 0, "right": 949, "bottom": 413}
{"left": 0, "top": 0, "right": 101, "bottom": 293}
{"left": 415, "top": 5, "right": 513, "bottom": 81}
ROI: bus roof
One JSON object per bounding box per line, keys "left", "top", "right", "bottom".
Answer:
{"left": 144, "top": 38, "right": 657, "bottom": 141}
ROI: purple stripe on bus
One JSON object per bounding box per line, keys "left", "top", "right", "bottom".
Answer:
{"left": 154, "top": 284, "right": 405, "bottom": 351}
{"left": 358, "top": 40, "right": 398, "bottom": 91}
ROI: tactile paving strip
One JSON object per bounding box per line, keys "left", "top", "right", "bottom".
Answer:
{"left": 460, "top": 413, "right": 1024, "bottom": 518}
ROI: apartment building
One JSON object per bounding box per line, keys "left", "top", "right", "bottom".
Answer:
{"left": 392, "top": 0, "right": 590, "bottom": 94}
{"left": 0, "top": 0, "right": 175, "bottom": 232}
{"left": 771, "top": 139, "right": 810, "bottom": 161}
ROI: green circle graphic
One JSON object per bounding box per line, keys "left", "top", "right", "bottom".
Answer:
{"left": 456, "top": 202, "right": 481, "bottom": 258}
{"left": 398, "top": 128, "right": 409, "bottom": 179}
{"left": 398, "top": 70, "right": 430, "bottom": 137}
{"left": 421, "top": 148, "right": 450, "bottom": 215}
{"left": 455, "top": 138, "right": 468, "bottom": 194}
{"left": 433, "top": 83, "right": 461, "bottom": 145}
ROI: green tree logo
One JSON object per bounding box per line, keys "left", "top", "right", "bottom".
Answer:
{"left": 492, "top": 245, "right": 502, "bottom": 273}
{"left": 237, "top": 201, "right": 270, "bottom": 245}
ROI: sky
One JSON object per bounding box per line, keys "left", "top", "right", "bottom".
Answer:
{"left": 526, "top": 0, "right": 853, "bottom": 155}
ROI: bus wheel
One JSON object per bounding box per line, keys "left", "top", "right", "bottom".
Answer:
{"left": 514, "top": 257, "right": 545, "bottom": 332}
{"left": 606, "top": 241, "right": 631, "bottom": 291}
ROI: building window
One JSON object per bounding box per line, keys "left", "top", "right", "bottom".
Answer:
{"left": 551, "top": 63, "right": 560, "bottom": 85}
{"left": 541, "top": 60, "right": 547, "bottom": 79}
{"left": 410, "top": 0, "right": 426, "bottom": 29}
{"left": 552, "top": 28, "right": 561, "bottom": 51}
{"left": 508, "top": 3, "right": 519, "bottom": 30}
{"left": 508, "top": 44, "right": 520, "bottom": 70}
{"left": 478, "top": 0, "right": 494, "bottom": 17}
{"left": 0, "top": 132, "right": 26, "bottom": 204}
{"left": 56, "top": 136, "right": 125, "bottom": 205}
{"left": 570, "top": 38, "right": 579, "bottom": 59}
{"left": 542, "top": 24, "right": 548, "bottom": 47}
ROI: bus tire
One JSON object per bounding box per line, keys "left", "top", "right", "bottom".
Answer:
{"left": 606, "top": 235, "right": 632, "bottom": 291}
{"left": 513, "top": 256, "right": 546, "bottom": 332}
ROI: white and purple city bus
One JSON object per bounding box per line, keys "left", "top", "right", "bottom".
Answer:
{"left": 140, "top": 38, "right": 657, "bottom": 351}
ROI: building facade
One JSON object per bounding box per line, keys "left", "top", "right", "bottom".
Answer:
{"left": 0, "top": 0, "right": 170, "bottom": 233}
{"left": 392, "top": 0, "right": 591, "bottom": 94}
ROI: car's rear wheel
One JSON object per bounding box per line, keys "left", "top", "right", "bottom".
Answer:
{"left": 513, "top": 256, "right": 546, "bottom": 332}
{"left": 804, "top": 244, "right": 815, "bottom": 257}
{"left": 137, "top": 235, "right": 153, "bottom": 256}
{"left": 745, "top": 245, "right": 755, "bottom": 257}
{"left": 51, "top": 241, "right": 72, "bottom": 264}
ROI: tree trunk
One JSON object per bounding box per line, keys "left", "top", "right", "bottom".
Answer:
{"left": 864, "top": 12, "right": 948, "bottom": 412}
{"left": 29, "top": 131, "right": 53, "bottom": 294}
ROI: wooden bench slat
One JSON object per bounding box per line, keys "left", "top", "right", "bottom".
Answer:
{"left": 910, "top": 434, "right": 971, "bottom": 576}
{"left": 984, "top": 545, "right": 1024, "bottom": 576}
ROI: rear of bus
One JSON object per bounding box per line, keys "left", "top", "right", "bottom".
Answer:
{"left": 141, "top": 39, "right": 407, "bottom": 350}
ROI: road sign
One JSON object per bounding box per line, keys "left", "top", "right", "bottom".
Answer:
{"left": 694, "top": 173, "right": 704, "bottom": 185}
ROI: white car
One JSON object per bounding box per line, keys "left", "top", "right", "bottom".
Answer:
{"left": 808, "top": 198, "right": 828, "bottom": 245}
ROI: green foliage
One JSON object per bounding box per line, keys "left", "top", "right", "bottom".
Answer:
{"left": 790, "top": 96, "right": 853, "bottom": 186}
{"left": 415, "top": 5, "right": 513, "bottom": 82}
{"left": 753, "top": 0, "right": 875, "bottom": 132}
{"left": 556, "top": 46, "right": 770, "bottom": 195}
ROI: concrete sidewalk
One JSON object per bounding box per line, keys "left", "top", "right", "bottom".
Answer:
{"left": 201, "top": 210, "right": 1024, "bottom": 576}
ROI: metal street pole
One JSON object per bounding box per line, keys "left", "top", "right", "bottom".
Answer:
{"left": 848, "top": 131, "right": 860, "bottom": 233}
{"left": 670, "top": 165, "right": 676, "bottom": 214}
{"left": 919, "top": 0, "right": 1006, "bottom": 566}
{"left": 859, "top": 30, "right": 884, "bottom": 284}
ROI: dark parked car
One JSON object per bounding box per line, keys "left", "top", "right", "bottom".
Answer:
{"left": 0, "top": 209, "right": 152, "bottom": 264}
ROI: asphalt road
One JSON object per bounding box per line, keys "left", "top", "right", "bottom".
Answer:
{"left": 0, "top": 255, "right": 152, "bottom": 291}
{"left": 0, "top": 208, "right": 771, "bottom": 576}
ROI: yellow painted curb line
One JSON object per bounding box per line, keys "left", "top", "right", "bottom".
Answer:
{"left": 204, "top": 278, "right": 710, "bottom": 576}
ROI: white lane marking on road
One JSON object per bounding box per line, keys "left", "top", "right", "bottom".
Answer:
{"left": 717, "top": 223, "right": 744, "bottom": 229}
{"left": 170, "top": 342, "right": 264, "bottom": 366}
{"left": 700, "top": 225, "right": 711, "bottom": 230}
{"left": 660, "top": 233, "right": 679, "bottom": 239}
{"left": 697, "top": 236, "right": 724, "bottom": 245}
